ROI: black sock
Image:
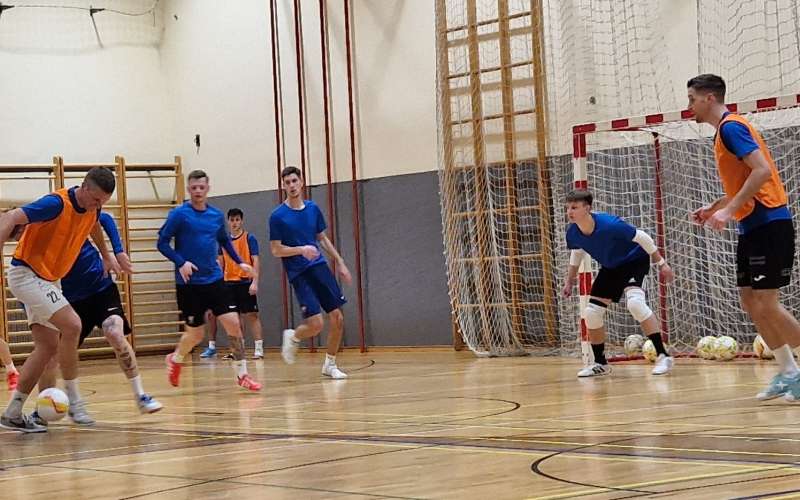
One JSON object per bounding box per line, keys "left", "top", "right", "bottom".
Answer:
{"left": 647, "top": 333, "right": 668, "bottom": 356}
{"left": 591, "top": 343, "right": 607, "bottom": 365}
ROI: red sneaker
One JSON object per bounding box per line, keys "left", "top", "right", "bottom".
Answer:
{"left": 237, "top": 374, "right": 262, "bottom": 391}
{"left": 6, "top": 370, "right": 18, "bottom": 391}
{"left": 166, "top": 353, "right": 182, "bottom": 387}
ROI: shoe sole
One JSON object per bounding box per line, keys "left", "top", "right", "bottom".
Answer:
{"left": 0, "top": 422, "right": 47, "bottom": 433}
{"left": 140, "top": 406, "right": 164, "bottom": 414}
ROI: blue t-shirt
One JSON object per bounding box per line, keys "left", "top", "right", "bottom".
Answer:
{"left": 61, "top": 212, "right": 124, "bottom": 302}
{"left": 566, "top": 212, "right": 648, "bottom": 268}
{"left": 719, "top": 113, "right": 791, "bottom": 234}
{"left": 11, "top": 186, "right": 100, "bottom": 270}
{"left": 269, "top": 200, "right": 327, "bottom": 281}
{"left": 157, "top": 202, "right": 242, "bottom": 285}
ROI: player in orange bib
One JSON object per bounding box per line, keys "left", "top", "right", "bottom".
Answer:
{"left": 0, "top": 167, "right": 121, "bottom": 432}
{"left": 688, "top": 74, "right": 800, "bottom": 401}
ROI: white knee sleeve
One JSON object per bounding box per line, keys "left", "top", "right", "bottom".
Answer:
{"left": 584, "top": 303, "right": 606, "bottom": 329}
{"left": 626, "top": 288, "right": 653, "bottom": 322}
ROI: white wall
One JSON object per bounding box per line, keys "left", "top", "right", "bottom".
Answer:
{"left": 0, "top": 1, "right": 174, "bottom": 202}
{"left": 160, "top": 0, "right": 438, "bottom": 196}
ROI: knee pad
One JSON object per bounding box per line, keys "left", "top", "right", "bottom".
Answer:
{"left": 584, "top": 302, "right": 607, "bottom": 329}
{"left": 625, "top": 288, "right": 653, "bottom": 322}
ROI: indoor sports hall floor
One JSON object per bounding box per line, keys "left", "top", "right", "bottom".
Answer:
{"left": 1, "top": 351, "right": 800, "bottom": 499}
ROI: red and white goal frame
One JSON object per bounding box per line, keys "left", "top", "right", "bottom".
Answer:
{"left": 571, "top": 94, "right": 800, "bottom": 365}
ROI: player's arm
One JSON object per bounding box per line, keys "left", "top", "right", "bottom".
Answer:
{"left": 268, "top": 213, "right": 320, "bottom": 260}
{"left": 91, "top": 219, "right": 121, "bottom": 276}
{"left": 98, "top": 212, "right": 132, "bottom": 273}
{"left": 157, "top": 211, "right": 196, "bottom": 283}
{"left": 0, "top": 208, "right": 29, "bottom": 246}
{"left": 631, "top": 229, "right": 674, "bottom": 282}
{"left": 721, "top": 150, "right": 772, "bottom": 215}
{"left": 692, "top": 196, "right": 729, "bottom": 224}
{"left": 562, "top": 249, "right": 585, "bottom": 297}
{"left": 317, "top": 232, "right": 352, "bottom": 285}
{"left": 217, "top": 226, "right": 253, "bottom": 278}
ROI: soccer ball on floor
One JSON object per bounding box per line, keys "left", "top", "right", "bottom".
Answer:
{"left": 36, "top": 388, "right": 69, "bottom": 422}
{"left": 624, "top": 334, "right": 646, "bottom": 357}
{"left": 642, "top": 339, "right": 657, "bottom": 362}
{"left": 714, "top": 335, "right": 738, "bottom": 361}
{"left": 753, "top": 335, "right": 774, "bottom": 359}
{"left": 696, "top": 336, "right": 717, "bottom": 360}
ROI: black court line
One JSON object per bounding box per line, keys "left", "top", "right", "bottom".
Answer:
{"left": 730, "top": 486, "right": 800, "bottom": 500}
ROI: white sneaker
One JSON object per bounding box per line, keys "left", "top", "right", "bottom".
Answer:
{"left": 652, "top": 354, "right": 674, "bottom": 375}
{"left": 281, "top": 329, "right": 299, "bottom": 365}
{"left": 137, "top": 394, "right": 163, "bottom": 414}
{"left": 68, "top": 399, "right": 95, "bottom": 425}
{"left": 322, "top": 360, "right": 348, "bottom": 379}
{"left": 253, "top": 348, "right": 264, "bottom": 360}
{"left": 577, "top": 363, "right": 611, "bottom": 378}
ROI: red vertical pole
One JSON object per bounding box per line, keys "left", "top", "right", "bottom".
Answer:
{"left": 319, "top": 0, "right": 337, "bottom": 254}
{"left": 652, "top": 133, "right": 670, "bottom": 343}
{"left": 343, "top": 0, "right": 367, "bottom": 352}
{"left": 293, "top": 0, "right": 310, "bottom": 199}
{"left": 269, "top": 0, "right": 289, "bottom": 328}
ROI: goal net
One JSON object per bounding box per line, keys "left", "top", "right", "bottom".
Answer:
{"left": 554, "top": 95, "right": 800, "bottom": 360}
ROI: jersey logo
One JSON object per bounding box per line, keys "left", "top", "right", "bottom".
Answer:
{"left": 753, "top": 275, "right": 766, "bottom": 282}
{"left": 628, "top": 277, "right": 636, "bottom": 283}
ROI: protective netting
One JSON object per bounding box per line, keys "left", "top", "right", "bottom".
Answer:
{"left": 435, "top": 0, "right": 559, "bottom": 356}
{"left": 554, "top": 106, "right": 800, "bottom": 357}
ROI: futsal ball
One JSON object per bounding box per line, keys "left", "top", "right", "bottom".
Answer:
{"left": 36, "top": 388, "right": 69, "bottom": 422}
{"left": 714, "top": 335, "right": 738, "bottom": 361}
{"left": 696, "top": 336, "right": 717, "bottom": 360}
{"left": 753, "top": 335, "right": 774, "bottom": 359}
{"left": 642, "top": 339, "right": 657, "bottom": 362}
{"left": 624, "top": 334, "right": 646, "bottom": 357}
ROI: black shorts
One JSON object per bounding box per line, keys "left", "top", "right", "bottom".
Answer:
{"left": 226, "top": 281, "right": 259, "bottom": 314}
{"left": 176, "top": 280, "right": 237, "bottom": 327}
{"left": 737, "top": 219, "right": 795, "bottom": 289}
{"left": 71, "top": 284, "right": 132, "bottom": 346}
{"left": 590, "top": 255, "right": 650, "bottom": 302}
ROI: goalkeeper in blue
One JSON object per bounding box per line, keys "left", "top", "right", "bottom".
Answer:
{"left": 562, "top": 190, "right": 676, "bottom": 377}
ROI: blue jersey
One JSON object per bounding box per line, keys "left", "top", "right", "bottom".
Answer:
{"left": 566, "top": 212, "right": 647, "bottom": 268}
{"left": 269, "top": 200, "right": 327, "bottom": 281}
{"left": 11, "top": 187, "right": 99, "bottom": 269}
{"left": 719, "top": 113, "right": 791, "bottom": 234}
{"left": 62, "top": 213, "right": 124, "bottom": 302}
{"left": 157, "top": 202, "right": 242, "bottom": 285}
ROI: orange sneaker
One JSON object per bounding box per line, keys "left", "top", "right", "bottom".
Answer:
{"left": 6, "top": 370, "right": 18, "bottom": 391}
{"left": 166, "top": 353, "right": 182, "bottom": 387}
{"left": 237, "top": 374, "right": 262, "bottom": 391}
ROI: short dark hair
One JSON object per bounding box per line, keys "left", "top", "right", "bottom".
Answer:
{"left": 687, "top": 74, "right": 726, "bottom": 102}
{"left": 566, "top": 189, "right": 592, "bottom": 205}
{"left": 227, "top": 208, "right": 244, "bottom": 219}
{"left": 85, "top": 166, "right": 116, "bottom": 194}
{"left": 281, "top": 166, "right": 302, "bottom": 179}
{"left": 187, "top": 169, "right": 208, "bottom": 182}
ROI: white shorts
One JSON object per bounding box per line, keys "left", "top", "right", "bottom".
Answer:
{"left": 7, "top": 265, "right": 68, "bottom": 330}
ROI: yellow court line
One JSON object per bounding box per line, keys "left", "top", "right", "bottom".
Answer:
{"left": 767, "top": 494, "right": 800, "bottom": 500}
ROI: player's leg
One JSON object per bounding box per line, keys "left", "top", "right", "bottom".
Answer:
{"left": 167, "top": 285, "right": 209, "bottom": 387}
{"left": 577, "top": 265, "right": 617, "bottom": 377}
{"left": 212, "top": 282, "right": 261, "bottom": 390}
{"left": 237, "top": 285, "right": 263, "bottom": 359}
{"left": 0, "top": 338, "right": 18, "bottom": 391}
{"left": 311, "top": 265, "right": 348, "bottom": 378}
{"left": 201, "top": 310, "right": 218, "bottom": 358}
{"left": 243, "top": 312, "right": 264, "bottom": 359}
{"left": 50, "top": 305, "right": 94, "bottom": 425}
{"left": 100, "top": 293, "right": 163, "bottom": 413}
{"left": 282, "top": 270, "right": 324, "bottom": 365}
{"left": 623, "top": 258, "right": 673, "bottom": 375}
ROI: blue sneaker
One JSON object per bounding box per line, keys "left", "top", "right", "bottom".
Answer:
{"left": 137, "top": 394, "right": 163, "bottom": 414}
{"left": 757, "top": 373, "right": 798, "bottom": 401}
{"left": 200, "top": 347, "right": 216, "bottom": 358}
{"left": 783, "top": 375, "right": 800, "bottom": 402}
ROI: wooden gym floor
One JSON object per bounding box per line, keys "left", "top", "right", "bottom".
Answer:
{"left": 1, "top": 350, "right": 800, "bottom": 499}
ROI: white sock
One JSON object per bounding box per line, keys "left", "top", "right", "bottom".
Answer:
{"left": 64, "top": 379, "right": 81, "bottom": 403}
{"left": 325, "top": 353, "right": 336, "bottom": 365}
{"left": 172, "top": 352, "right": 185, "bottom": 364}
{"left": 774, "top": 345, "right": 800, "bottom": 377}
{"left": 5, "top": 390, "right": 28, "bottom": 418}
{"left": 255, "top": 340, "right": 263, "bottom": 351}
{"left": 208, "top": 341, "right": 216, "bottom": 350}
{"left": 233, "top": 360, "right": 248, "bottom": 378}
{"left": 5, "top": 362, "right": 16, "bottom": 373}
{"left": 129, "top": 375, "right": 145, "bottom": 397}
